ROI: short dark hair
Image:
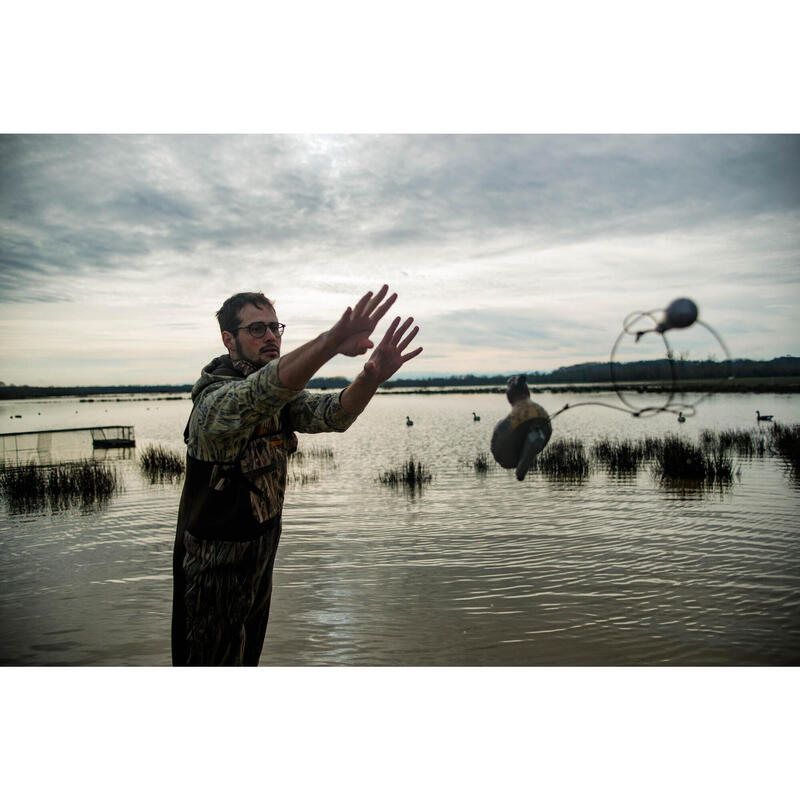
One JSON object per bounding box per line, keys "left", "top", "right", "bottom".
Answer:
{"left": 216, "top": 292, "right": 275, "bottom": 334}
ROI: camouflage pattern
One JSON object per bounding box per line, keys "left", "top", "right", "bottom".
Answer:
{"left": 182, "top": 527, "right": 281, "bottom": 666}
{"left": 187, "top": 354, "right": 358, "bottom": 528}
{"left": 173, "top": 353, "right": 359, "bottom": 666}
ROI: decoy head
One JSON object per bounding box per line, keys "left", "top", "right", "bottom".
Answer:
{"left": 506, "top": 374, "right": 531, "bottom": 405}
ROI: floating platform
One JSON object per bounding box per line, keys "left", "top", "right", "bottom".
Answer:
{"left": 0, "top": 425, "right": 135, "bottom": 459}
{"left": 89, "top": 426, "right": 136, "bottom": 448}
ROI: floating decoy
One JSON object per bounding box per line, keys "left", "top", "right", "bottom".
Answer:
{"left": 490, "top": 375, "right": 552, "bottom": 481}
{"left": 677, "top": 412, "right": 686, "bottom": 423}
{"left": 472, "top": 412, "right": 480, "bottom": 421}
{"left": 406, "top": 416, "right": 414, "bottom": 426}
{"left": 756, "top": 410, "right": 774, "bottom": 422}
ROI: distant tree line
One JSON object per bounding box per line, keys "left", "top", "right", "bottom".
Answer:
{"left": 2, "top": 357, "right": 798, "bottom": 399}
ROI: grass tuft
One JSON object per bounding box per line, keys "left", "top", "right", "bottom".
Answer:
{"left": 651, "top": 435, "right": 734, "bottom": 485}
{"left": 591, "top": 438, "right": 644, "bottom": 474}
{"left": 139, "top": 444, "right": 185, "bottom": 483}
{"left": 474, "top": 452, "right": 491, "bottom": 473}
{"left": 0, "top": 460, "right": 120, "bottom": 513}
{"left": 535, "top": 438, "right": 590, "bottom": 480}
{"left": 769, "top": 423, "right": 800, "bottom": 471}
{"left": 379, "top": 459, "right": 433, "bottom": 489}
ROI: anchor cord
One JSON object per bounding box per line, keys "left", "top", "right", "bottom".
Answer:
{"left": 544, "top": 313, "right": 732, "bottom": 425}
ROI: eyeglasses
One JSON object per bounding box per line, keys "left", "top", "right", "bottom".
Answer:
{"left": 234, "top": 321, "right": 286, "bottom": 339}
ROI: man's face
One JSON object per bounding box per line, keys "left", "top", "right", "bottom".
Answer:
{"left": 222, "top": 302, "right": 282, "bottom": 367}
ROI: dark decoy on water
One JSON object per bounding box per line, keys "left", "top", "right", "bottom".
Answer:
{"left": 406, "top": 416, "right": 414, "bottom": 426}
{"left": 677, "top": 412, "right": 686, "bottom": 423}
{"left": 756, "top": 410, "right": 774, "bottom": 422}
{"left": 490, "top": 375, "right": 552, "bottom": 481}
{"left": 472, "top": 412, "right": 480, "bottom": 421}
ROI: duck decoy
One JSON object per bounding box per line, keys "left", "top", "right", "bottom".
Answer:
{"left": 677, "top": 412, "right": 686, "bottom": 423}
{"left": 472, "top": 412, "right": 480, "bottom": 421}
{"left": 490, "top": 375, "right": 552, "bottom": 481}
{"left": 406, "top": 416, "right": 414, "bottom": 426}
{"left": 756, "top": 411, "right": 774, "bottom": 422}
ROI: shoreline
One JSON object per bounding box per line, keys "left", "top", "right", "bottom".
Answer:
{"left": 2, "top": 379, "right": 800, "bottom": 401}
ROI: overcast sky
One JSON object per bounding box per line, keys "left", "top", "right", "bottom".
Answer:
{"left": 1, "top": 134, "right": 798, "bottom": 386}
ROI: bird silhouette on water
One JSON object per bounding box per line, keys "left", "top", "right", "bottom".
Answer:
{"left": 472, "top": 412, "right": 480, "bottom": 421}
{"left": 756, "top": 410, "right": 774, "bottom": 422}
{"left": 406, "top": 416, "right": 414, "bottom": 426}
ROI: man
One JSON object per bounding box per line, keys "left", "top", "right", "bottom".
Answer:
{"left": 171, "top": 284, "right": 421, "bottom": 666}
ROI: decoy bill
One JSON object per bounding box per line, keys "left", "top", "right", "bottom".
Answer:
{"left": 490, "top": 375, "right": 552, "bottom": 481}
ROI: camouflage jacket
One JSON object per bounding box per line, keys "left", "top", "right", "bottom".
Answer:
{"left": 178, "top": 354, "right": 358, "bottom": 541}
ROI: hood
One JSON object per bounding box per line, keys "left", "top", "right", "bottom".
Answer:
{"left": 191, "top": 354, "right": 246, "bottom": 403}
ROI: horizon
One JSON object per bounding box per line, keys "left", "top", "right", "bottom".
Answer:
{"left": 2, "top": 135, "right": 799, "bottom": 387}
{"left": 2, "top": 353, "right": 797, "bottom": 390}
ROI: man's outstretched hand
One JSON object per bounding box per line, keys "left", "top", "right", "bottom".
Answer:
{"left": 363, "top": 315, "right": 423, "bottom": 384}
{"left": 328, "top": 285, "right": 398, "bottom": 357}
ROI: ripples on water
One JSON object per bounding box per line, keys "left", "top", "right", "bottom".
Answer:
{"left": 0, "top": 391, "right": 798, "bottom": 665}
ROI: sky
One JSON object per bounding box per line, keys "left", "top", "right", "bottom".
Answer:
{"left": 1, "top": 133, "right": 798, "bottom": 386}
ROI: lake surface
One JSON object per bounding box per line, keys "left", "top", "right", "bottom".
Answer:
{"left": 1, "top": 389, "right": 799, "bottom": 666}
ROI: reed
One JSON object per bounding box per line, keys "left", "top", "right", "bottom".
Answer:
{"left": 535, "top": 438, "right": 591, "bottom": 479}
{"left": 651, "top": 435, "right": 734, "bottom": 484}
{"left": 379, "top": 459, "right": 433, "bottom": 488}
{"left": 290, "top": 445, "right": 335, "bottom": 463}
{"left": 288, "top": 470, "right": 320, "bottom": 485}
{"left": 769, "top": 423, "right": 800, "bottom": 470}
{"left": 590, "top": 438, "right": 644, "bottom": 473}
{"left": 474, "top": 452, "right": 491, "bottom": 473}
{"left": 0, "top": 460, "right": 120, "bottom": 512}
{"left": 700, "top": 428, "right": 768, "bottom": 457}
{"left": 139, "top": 444, "right": 185, "bottom": 483}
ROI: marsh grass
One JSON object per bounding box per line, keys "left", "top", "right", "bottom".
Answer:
{"left": 291, "top": 445, "right": 335, "bottom": 462}
{"left": 379, "top": 459, "right": 433, "bottom": 490}
{"left": 651, "top": 435, "right": 734, "bottom": 485}
{"left": 139, "top": 444, "right": 185, "bottom": 483}
{"left": 700, "top": 428, "right": 768, "bottom": 458}
{"left": 288, "top": 470, "right": 320, "bottom": 485}
{"left": 474, "top": 452, "right": 492, "bottom": 473}
{"left": 591, "top": 438, "right": 645, "bottom": 474}
{"left": 535, "top": 438, "right": 590, "bottom": 480}
{"left": 0, "top": 460, "right": 120, "bottom": 513}
{"left": 769, "top": 423, "right": 800, "bottom": 471}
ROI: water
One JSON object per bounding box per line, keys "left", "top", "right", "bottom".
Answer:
{"left": 1, "top": 390, "right": 798, "bottom": 666}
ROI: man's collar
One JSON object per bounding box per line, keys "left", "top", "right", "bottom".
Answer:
{"left": 232, "top": 357, "right": 262, "bottom": 377}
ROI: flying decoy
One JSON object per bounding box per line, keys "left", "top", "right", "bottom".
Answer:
{"left": 756, "top": 410, "right": 774, "bottom": 422}
{"left": 472, "top": 412, "right": 480, "bottom": 421}
{"left": 490, "top": 375, "right": 552, "bottom": 481}
{"left": 406, "top": 416, "right": 414, "bottom": 426}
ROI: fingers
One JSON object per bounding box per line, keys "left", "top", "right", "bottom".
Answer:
{"left": 354, "top": 285, "right": 397, "bottom": 326}
{"left": 364, "top": 284, "right": 389, "bottom": 316}
{"left": 371, "top": 294, "right": 397, "bottom": 326}
{"left": 353, "top": 285, "right": 387, "bottom": 318}
{"left": 377, "top": 316, "right": 419, "bottom": 352}
{"left": 398, "top": 325, "right": 419, "bottom": 352}
{"left": 401, "top": 346, "right": 423, "bottom": 363}
{"left": 379, "top": 316, "right": 401, "bottom": 344}
{"left": 391, "top": 317, "right": 414, "bottom": 345}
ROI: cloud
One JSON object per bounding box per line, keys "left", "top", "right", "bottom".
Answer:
{"left": 0, "top": 134, "right": 798, "bottom": 385}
